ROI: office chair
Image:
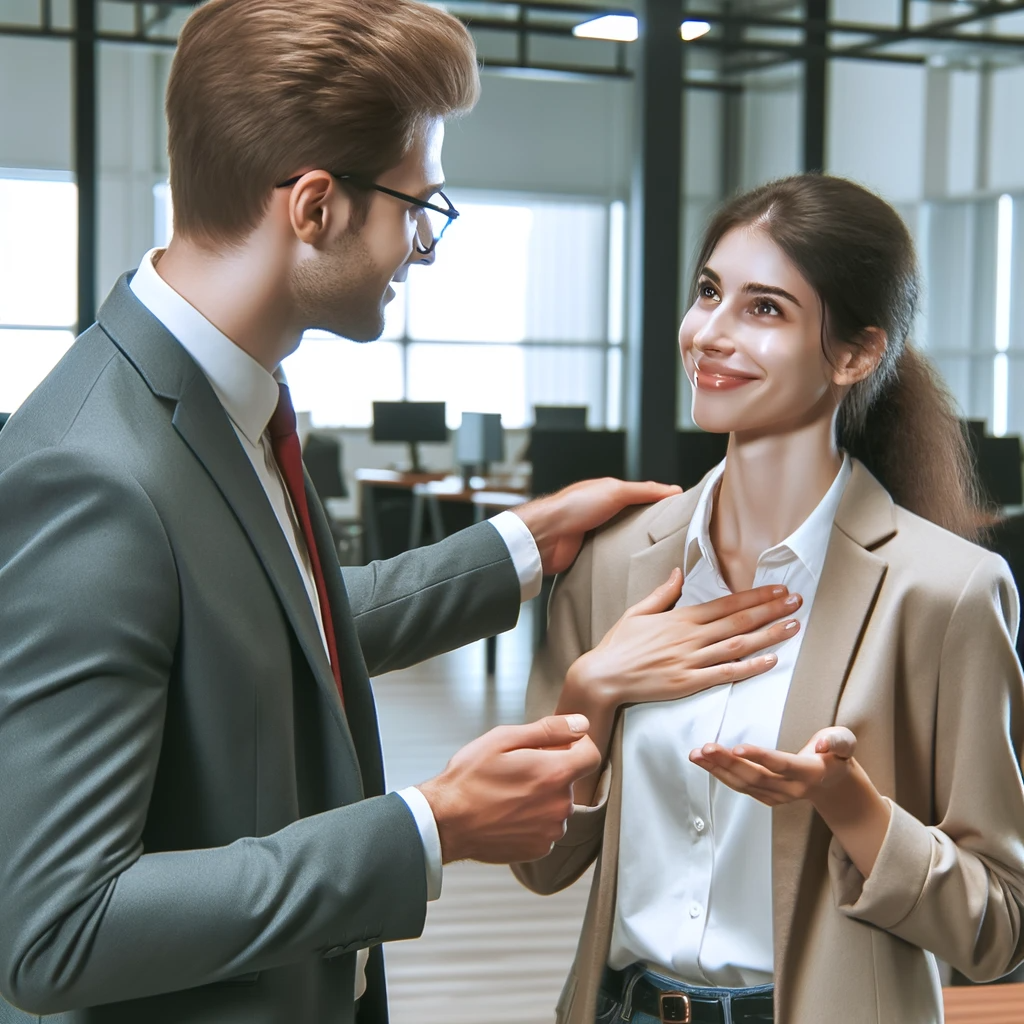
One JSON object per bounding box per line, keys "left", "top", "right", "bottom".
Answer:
{"left": 302, "top": 432, "right": 361, "bottom": 564}
{"left": 303, "top": 432, "right": 348, "bottom": 503}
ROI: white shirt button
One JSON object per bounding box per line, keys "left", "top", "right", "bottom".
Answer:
{"left": 689, "top": 903, "right": 702, "bottom": 919}
{"left": 694, "top": 817, "right": 706, "bottom": 833}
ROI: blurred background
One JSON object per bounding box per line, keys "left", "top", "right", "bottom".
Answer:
{"left": 2, "top": 1, "right": 1023, "bottom": 1021}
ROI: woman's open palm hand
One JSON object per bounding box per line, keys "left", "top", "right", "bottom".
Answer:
{"left": 689, "top": 726, "right": 859, "bottom": 807}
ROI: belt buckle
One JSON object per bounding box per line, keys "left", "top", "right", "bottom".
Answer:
{"left": 659, "top": 992, "right": 691, "bottom": 1024}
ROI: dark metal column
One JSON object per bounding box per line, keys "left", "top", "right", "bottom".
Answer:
{"left": 720, "top": 0, "right": 743, "bottom": 197}
{"left": 626, "top": 0, "right": 684, "bottom": 483}
{"left": 74, "top": 0, "right": 97, "bottom": 334}
{"left": 803, "top": 0, "right": 828, "bottom": 172}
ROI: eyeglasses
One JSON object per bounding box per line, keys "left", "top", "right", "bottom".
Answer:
{"left": 275, "top": 172, "right": 459, "bottom": 255}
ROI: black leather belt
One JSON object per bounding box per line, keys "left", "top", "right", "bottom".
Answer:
{"left": 601, "top": 967, "right": 773, "bottom": 1024}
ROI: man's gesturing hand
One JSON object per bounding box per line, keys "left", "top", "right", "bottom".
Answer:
{"left": 416, "top": 715, "right": 601, "bottom": 864}
{"left": 513, "top": 478, "right": 682, "bottom": 576}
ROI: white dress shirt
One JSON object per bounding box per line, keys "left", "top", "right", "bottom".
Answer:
{"left": 130, "top": 249, "right": 542, "bottom": 996}
{"left": 609, "top": 454, "right": 852, "bottom": 988}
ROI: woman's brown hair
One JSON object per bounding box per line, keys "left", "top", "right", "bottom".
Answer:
{"left": 691, "top": 174, "right": 985, "bottom": 539}
{"left": 165, "top": 0, "right": 480, "bottom": 247}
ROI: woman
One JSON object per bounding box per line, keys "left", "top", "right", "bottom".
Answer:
{"left": 516, "top": 174, "right": 1024, "bottom": 1024}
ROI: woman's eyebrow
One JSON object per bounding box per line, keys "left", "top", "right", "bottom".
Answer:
{"left": 742, "top": 282, "right": 802, "bottom": 307}
{"left": 699, "top": 267, "right": 802, "bottom": 308}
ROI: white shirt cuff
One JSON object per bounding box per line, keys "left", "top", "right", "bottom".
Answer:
{"left": 488, "top": 510, "right": 543, "bottom": 602}
{"left": 396, "top": 786, "right": 443, "bottom": 902}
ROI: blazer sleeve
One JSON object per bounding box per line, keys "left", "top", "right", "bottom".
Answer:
{"left": 341, "top": 522, "right": 522, "bottom": 677}
{"left": 513, "top": 535, "right": 611, "bottom": 896}
{"left": 829, "top": 552, "right": 1024, "bottom": 982}
{"left": 0, "top": 449, "right": 427, "bottom": 1016}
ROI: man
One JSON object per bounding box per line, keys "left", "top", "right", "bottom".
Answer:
{"left": 0, "top": 2, "right": 789, "bottom": 1021}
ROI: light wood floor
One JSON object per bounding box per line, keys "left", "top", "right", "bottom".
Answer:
{"left": 374, "top": 604, "right": 590, "bottom": 1024}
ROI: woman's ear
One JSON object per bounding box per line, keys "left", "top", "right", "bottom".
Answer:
{"left": 832, "top": 327, "right": 887, "bottom": 387}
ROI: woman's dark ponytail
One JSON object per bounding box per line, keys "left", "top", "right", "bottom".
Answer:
{"left": 838, "top": 346, "right": 983, "bottom": 538}
{"left": 692, "top": 174, "right": 985, "bottom": 540}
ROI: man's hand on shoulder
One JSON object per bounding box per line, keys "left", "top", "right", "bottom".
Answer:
{"left": 416, "top": 715, "right": 602, "bottom": 864}
{"left": 513, "top": 478, "right": 682, "bottom": 577}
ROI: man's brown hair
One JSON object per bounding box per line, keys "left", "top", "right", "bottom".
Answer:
{"left": 166, "top": 0, "right": 480, "bottom": 246}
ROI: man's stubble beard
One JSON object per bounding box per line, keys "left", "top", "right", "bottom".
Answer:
{"left": 290, "top": 230, "right": 390, "bottom": 343}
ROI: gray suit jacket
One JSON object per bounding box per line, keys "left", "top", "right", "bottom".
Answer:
{"left": 0, "top": 276, "right": 522, "bottom": 1023}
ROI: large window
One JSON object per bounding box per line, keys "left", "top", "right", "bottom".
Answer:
{"left": 0, "top": 171, "right": 78, "bottom": 413}
{"left": 284, "top": 191, "right": 626, "bottom": 429}
{"left": 916, "top": 194, "right": 1023, "bottom": 436}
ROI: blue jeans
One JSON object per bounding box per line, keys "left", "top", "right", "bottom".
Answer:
{"left": 595, "top": 966, "right": 774, "bottom": 1024}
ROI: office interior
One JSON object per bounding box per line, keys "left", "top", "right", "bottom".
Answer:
{"left": 3, "top": 0, "right": 1024, "bottom": 1021}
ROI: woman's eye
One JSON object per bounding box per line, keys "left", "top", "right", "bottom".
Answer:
{"left": 753, "top": 299, "right": 780, "bottom": 316}
{"left": 699, "top": 283, "right": 718, "bottom": 300}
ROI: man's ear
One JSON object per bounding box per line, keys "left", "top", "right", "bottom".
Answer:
{"left": 832, "top": 326, "right": 887, "bottom": 387}
{"left": 286, "top": 171, "right": 352, "bottom": 245}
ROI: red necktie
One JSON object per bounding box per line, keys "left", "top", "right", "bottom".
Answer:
{"left": 268, "top": 382, "right": 344, "bottom": 706}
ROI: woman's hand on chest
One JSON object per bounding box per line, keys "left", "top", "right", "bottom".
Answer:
{"left": 564, "top": 568, "right": 803, "bottom": 714}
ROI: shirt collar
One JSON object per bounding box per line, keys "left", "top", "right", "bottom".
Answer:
{"left": 130, "top": 248, "right": 282, "bottom": 446}
{"left": 683, "top": 453, "right": 852, "bottom": 583}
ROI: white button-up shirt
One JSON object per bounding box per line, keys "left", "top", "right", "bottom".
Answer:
{"left": 129, "top": 249, "right": 542, "bottom": 997}
{"left": 609, "top": 455, "right": 852, "bottom": 987}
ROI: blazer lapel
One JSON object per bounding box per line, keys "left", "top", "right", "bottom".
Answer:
{"left": 772, "top": 462, "right": 896, "bottom": 992}
{"left": 622, "top": 473, "right": 713, "bottom": 613}
{"left": 98, "top": 275, "right": 356, "bottom": 757}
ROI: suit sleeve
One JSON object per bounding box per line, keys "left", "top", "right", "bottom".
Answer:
{"left": 0, "top": 449, "right": 427, "bottom": 1016}
{"left": 341, "top": 522, "right": 522, "bottom": 676}
{"left": 830, "top": 553, "right": 1024, "bottom": 981}
{"left": 512, "top": 535, "right": 611, "bottom": 896}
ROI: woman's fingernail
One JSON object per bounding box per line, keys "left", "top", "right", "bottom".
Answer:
{"left": 764, "top": 653, "right": 778, "bottom": 666}
{"left": 771, "top": 586, "right": 787, "bottom": 596}
{"left": 783, "top": 620, "right": 799, "bottom": 633}
{"left": 784, "top": 595, "right": 800, "bottom": 607}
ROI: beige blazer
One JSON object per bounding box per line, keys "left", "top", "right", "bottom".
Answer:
{"left": 515, "top": 461, "right": 1024, "bottom": 1024}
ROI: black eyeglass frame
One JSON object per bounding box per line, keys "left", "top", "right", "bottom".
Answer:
{"left": 275, "top": 172, "right": 459, "bottom": 255}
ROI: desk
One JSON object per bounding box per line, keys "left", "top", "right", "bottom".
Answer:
{"left": 356, "top": 470, "right": 531, "bottom": 678}
{"left": 407, "top": 479, "right": 530, "bottom": 678}
{"left": 410, "top": 478, "right": 529, "bottom": 549}
{"left": 355, "top": 469, "right": 448, "bottom": 562}
{"left": 944, "top": 982, "right": 1024, "bottom": 1022}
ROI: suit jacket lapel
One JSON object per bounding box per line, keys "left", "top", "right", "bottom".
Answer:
{"left": 772, "top": 461, "right": 896, "bottom": 993}
{"left": 305, "top": 475, "right": 384, "bottom": 793}
{"left": 171, "top": 381, "right": 352, "bottom": 731}
{"left": 98, "top": 275, "right": 357, "bottom": 763}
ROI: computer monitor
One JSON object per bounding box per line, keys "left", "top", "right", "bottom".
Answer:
{"left": 962, "top": 420, "right": 1023, "bottom": 507}
{"left": 976, "top": 435, "right": 1023, "bottom": 507}
{"left": 530, "top": 430, "right": 626, "bottom": 495}
{"left": 677, "top": 430, "right": 729, "bottom": 490}
{"left": 456, "top": 412, "right": 504, "bottom": 477}
{"left": 372, "top": 401, "right": 447, "bottom": 473}
{"left": 533, "top": 405, "right": 588, "bottom": 431}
